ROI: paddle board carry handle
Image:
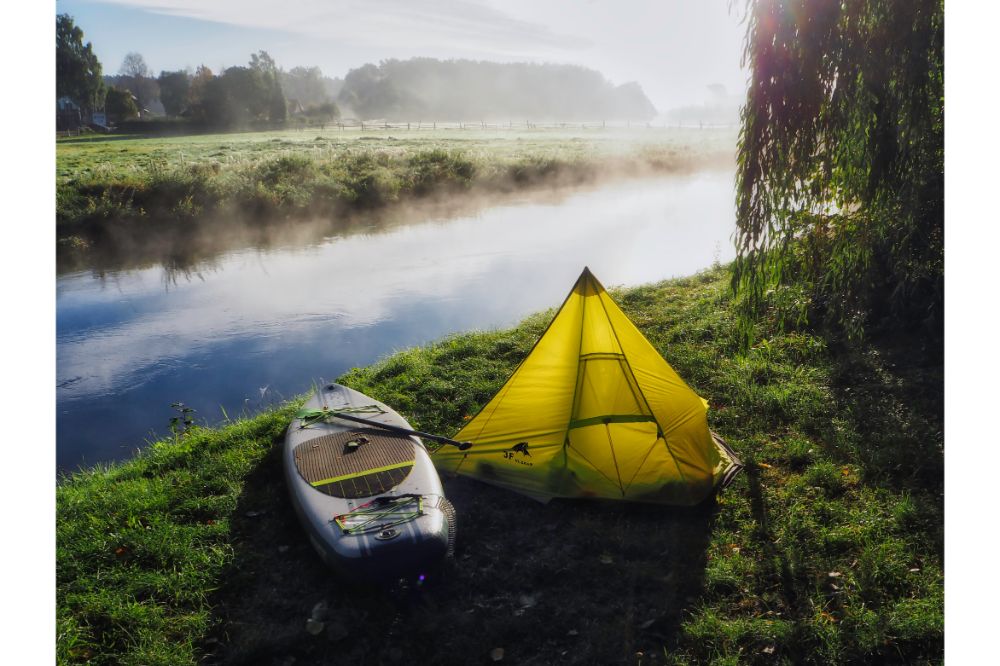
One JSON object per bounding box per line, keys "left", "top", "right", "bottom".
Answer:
{"left": 302, "top": 402, "right": 473, "bottom": 451}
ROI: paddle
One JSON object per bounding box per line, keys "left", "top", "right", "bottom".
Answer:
{"left": 298, "top": 408, "right": 473, "bottom": 451}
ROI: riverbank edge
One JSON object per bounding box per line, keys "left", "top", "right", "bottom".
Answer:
{"left": 56, "top": 143, "right": 731, "bottom": 253}
{"left": 55, "top": 266, "right": 943, "bottom": 665}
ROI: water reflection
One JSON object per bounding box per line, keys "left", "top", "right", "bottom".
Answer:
{"left": 56, "top": 172, "right": 736, "bottom": 471}
{"left": 57, "top": 184, "right": 612, "bottom": 278}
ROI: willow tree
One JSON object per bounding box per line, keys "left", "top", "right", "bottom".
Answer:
{"left": 733, "top": 0, "right": 943, "bottom": 343}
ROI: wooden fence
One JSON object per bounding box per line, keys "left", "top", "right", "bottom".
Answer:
{"left": 58, "top": 119, "right": 737, "bottom": 138}
{"left": 294, "top": 119, "right": 737, "bottom": 132}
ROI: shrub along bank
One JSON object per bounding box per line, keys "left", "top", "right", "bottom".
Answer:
{"left": 56, "top": 266, "right": 942, "bottom": 665}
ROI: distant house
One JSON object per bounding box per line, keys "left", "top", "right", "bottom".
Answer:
{"left": 287, "top": 98, "right": 306, "bottom": 116}
{"left": 145, "top": 98, "right": 166, "bottom": 117}
{"left": 57, "top": 97, "right": 84, "bottom": 131}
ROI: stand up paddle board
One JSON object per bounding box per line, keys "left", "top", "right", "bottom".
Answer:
{"left": 284, "top": 383, "right": 456, "bottom": 579}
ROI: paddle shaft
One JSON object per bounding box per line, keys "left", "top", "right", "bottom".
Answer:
{"left": 322, "top": 411, "right": 473, "bottom": 451}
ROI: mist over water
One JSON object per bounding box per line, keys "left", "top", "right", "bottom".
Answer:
{"left": 56, "top": 171, "right": 736, "bottom": 472}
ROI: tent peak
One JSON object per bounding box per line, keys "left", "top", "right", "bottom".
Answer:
{"left": 574, "top": 266, "right": 606, "bottom": 295}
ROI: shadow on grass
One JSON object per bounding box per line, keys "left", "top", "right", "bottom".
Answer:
{"left": 826, "top": 333, "right": 943, "bottom": 497}
{"left": 742, "top": 460, "right": 825, "bottom": 663}
{"left": 744, "top": 462, "right": 801, "bottom": 613}
{"left": 205, "top": 441, "right": 719, "bottom": 665}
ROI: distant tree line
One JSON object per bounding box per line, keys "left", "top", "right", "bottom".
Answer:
{"left": 104, "top": 53, "right": 339, "bottom": 127}
{"left": 178, "top": 52, "right": 289, "bottom": 126}
{"left": 56, "top": 15, "right": 341, "bottom": 130}
{"left": 335, "top": 58, "right": 658, "bottom": 121}
{"left": 57, "top": 16, "right": 658, "bottom": 131}
{"left": 663, "top": 85, "right": 742, "bottom": 127}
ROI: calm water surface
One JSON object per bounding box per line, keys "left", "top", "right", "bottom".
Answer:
{"left": 56, "top": 172, "right": 735, "bottom": 471}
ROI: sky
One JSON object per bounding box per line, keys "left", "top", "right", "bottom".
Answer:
{"left": 56, "top": 0, "right": 750, "bottom": 111}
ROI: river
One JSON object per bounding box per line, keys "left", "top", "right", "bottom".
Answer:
{"left": 56, "top": 171, "right": 735, "bottom": 472}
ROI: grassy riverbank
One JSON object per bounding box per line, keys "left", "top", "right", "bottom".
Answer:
{"left": 56, "top": 127, "right": 733, "bottom": 242}
{"left": 56, "top": 266, "right": 943, "bottom": 665}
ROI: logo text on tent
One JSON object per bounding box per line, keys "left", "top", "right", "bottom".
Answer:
{"left": 503, "top": 442, "right": 534, "bottom": 466}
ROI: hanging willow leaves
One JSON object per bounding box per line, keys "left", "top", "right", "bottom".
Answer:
{"left": 733, "top": 0, "right": 943, "bottom": 344}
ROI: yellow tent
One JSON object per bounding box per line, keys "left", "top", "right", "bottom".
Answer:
{"left": 433, "top": 268, "right": 741, "bottom": 505}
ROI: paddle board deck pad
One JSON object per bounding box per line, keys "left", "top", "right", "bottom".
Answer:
{"left": 284, "top": 383, "right": 455, "bottom": 579}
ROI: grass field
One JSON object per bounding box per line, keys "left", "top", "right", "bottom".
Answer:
{"left": 55, "top": 127, "right": 735, "bottom": 237}
{"left": 56, "top": 266, "right": 943, "bottom": 665}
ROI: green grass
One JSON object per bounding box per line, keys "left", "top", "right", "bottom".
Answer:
{"left": 56, "top": 266, "right": 942, "bottom": 664}
{"left": 56, "top": 404, "right": 301, "bottom": 665}
{"left": 56, "top": 127, "right": 734, "bottom": 233}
